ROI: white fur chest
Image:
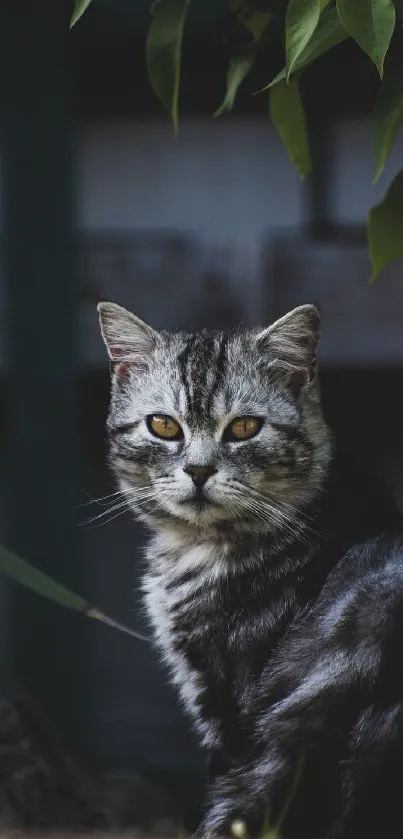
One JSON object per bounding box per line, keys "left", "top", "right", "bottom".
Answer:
{"left": 141, "top": 533, "right": 229, "bottom": 749}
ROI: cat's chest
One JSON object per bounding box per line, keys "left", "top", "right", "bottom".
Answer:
{"left": 143, "top": 542, "right": 226, "bottom": 656}
{"left": 142, "top": 539, "right": 236, "bottom": 746}
{"left": 142, "top": 535, "right": 290, "bottom": 748}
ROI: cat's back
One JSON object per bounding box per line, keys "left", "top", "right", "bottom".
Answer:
{"left": 298, "top": 530, "right": 403, "bottom": 693}
{"left": 320, "top": 530, "right": 403, "bottom": 625}
{"left": 266, "top": 529, "right": 403, "bottom": 705}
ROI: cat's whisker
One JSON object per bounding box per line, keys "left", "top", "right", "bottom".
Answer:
{"left": 223, "top": 496, "right": 243, "bottom": 526}
{"left": 229, "top": 485, "right": 285, "bottom": 522}
{"left": 80, "top": 483, "right": 161, "bottom": 509}
{"left": 236, "top": 495, "right": 284, "bottom": 531}
{"left": 260, "top": 494, "right": 319, "bottom": 531}
{"left": 253, "top": 499, "right": 310, "bottom": 541}
{"left": 230, "top": 481, "right": 319, "bottom": 543}
{"left": 243, "top": 484, "right": 317, "bottom": 526}
{"left": 83, "top": 506, "right": 133, "bottom": 529}
{"left": 233, "top": 492, "right": 303, "bottom": 541}
{"left": 81, "top": 489, "right": 160, "bottom": 526}
{"left": 81, "top": 499, "right": 133, "bottom": 526}
{"left": 255, "top": 497, "right": 320, "bottom": 544}
{"left": 106, "top": 492, "right": 166, "bottom": 524}
{"left": 78, "top": 489, "right": 127, "bottom": 508}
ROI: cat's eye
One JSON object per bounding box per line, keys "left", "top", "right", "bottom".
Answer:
{"left": 147, "top": 414, "right": 183, "bottom": 441}
{"left": 223, "top": 416, "right": 263, "bottom": 442}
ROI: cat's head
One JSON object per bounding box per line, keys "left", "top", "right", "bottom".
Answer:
{"left": 98, "top": 302, "right": 332, "bottom": 538}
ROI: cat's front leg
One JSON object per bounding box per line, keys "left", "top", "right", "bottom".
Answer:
{"left": 199, "top": 751, "right": 288, "bottom": 839}
{"left": 196, "top": 773, "right": 250, "bottom": 838}
{"left": 202, "top": 753, "right": 257, "bottom": 837}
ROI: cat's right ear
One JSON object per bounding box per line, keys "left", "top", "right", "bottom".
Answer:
{"left": 256, "top": 304, "right": 320, "bottom": 393}
{"left": 97, "top": 302, "right": 157, "bottom": 371}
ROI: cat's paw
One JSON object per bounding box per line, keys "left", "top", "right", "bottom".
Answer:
{"left": 198, "top": 807, "right": 250, "bottom": 839}
{"left": 200, "top": 763, "right": 265, "bottom": 839}
{"left": 195, "top": 818, "right": 255, "bottom": 839}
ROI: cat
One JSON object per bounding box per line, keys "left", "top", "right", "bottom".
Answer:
{"left": 98, "top": 300, "right": 403, "bottom": 839}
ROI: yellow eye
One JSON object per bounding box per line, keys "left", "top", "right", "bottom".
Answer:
{"left": 224, "top": 416, "right": 262, "bottom": 442}
{"left": 147, "top": 414, "right": 183, "bottom": 440}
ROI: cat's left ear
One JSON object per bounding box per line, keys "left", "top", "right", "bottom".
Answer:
{"left": 256, "top": 304, "right": 320, "bottom": 392}
{"left": 97, "top": 302, "right": 157, "bottom": 371}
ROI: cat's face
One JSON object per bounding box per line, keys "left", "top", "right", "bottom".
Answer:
{"left": 98, "top": 303, "right": 332, "bottom": 537}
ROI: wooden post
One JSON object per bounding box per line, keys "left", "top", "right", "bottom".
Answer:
{"left": 2, "top": 0, "right": 88, "bottom": 752}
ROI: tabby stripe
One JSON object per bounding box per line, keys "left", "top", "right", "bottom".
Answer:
{"left": 206, "top": 336, "right": 228, "bottom": 413}
{"left": 178, "top": 336, "right": 197, "bottom": 410}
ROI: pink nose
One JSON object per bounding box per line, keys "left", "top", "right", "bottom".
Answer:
{"left": 183, "top": 465, "right": 217, "bottom": 487}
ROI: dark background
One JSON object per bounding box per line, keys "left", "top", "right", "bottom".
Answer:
{"left": 0, "top": 0, "right": 402, "bottom": 825}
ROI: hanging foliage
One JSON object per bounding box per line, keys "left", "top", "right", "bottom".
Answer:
{"left": 71, "top": 0, "right": 403, "bottom": 281}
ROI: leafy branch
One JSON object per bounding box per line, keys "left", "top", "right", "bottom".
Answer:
{"left": 0, "top": 544, "right": 147, "bottom": 643}
{"left": 71, "top": 0, "right": 403, "bottom": 282}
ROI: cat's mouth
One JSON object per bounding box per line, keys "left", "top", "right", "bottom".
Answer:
{"left": 180, "top": 489, "right": 218, "bottom": 508}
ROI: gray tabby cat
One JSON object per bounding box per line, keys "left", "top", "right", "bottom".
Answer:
{"left": 98, "top": 301, "right": 403, "bottom": 839}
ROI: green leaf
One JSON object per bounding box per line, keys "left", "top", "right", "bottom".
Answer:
{"left": 286, "top": 0, "right": 322, "bottom": 81}
{"left": 269, "top": 79, "right": 311, "bottom": 178}
{"left": 70, "top": 0, "right": 93, "bottom": 28}
{"left": 215, "top": 53, "right": 255, "bottom": 116}
{"left": 336, "top": 0, "right": 395, "bottom": 77}
{"left": 264, "top": 5, "right": 347, "bottom": 89}
{"left": 0, "top": 544, "right": 147, "bottom": 642}
{"left": 228, "top": 0, "right": 271, "bottom": 42}
{"left": 145, "top": 0, "right": 192, "bottom": 132}
{"left": 0, "top": 544, "right": 88, "bottom": 611}
{"left": 373, "top": 65, "right": 403, "bottom": 182}
{"left": 368, "top": 168, "right": 403, "bottom": 281}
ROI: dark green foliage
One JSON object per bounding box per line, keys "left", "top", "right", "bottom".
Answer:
{"left": 71, "top": 1, "right": 403, "bottom": 277}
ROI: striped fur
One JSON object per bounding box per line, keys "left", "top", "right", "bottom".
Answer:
{"left": 98, "top": 302, "right": 403, "bottom": 839}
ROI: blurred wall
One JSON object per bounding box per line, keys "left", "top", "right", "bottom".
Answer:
{"left": 1, "top": 111, "right": 403, "bottom": 816}
{"left": 77, "top": 116, "right": 403, "bottom": 231}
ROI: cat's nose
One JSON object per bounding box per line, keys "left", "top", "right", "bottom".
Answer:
{"left": 183, "top": 464, "right": 217, "bottom": 487}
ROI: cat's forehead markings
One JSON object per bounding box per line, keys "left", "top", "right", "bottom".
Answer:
{"left": 176, "top": 332, "right": 229, "bottom": 416}
{"left": 205, "top": 334, "right": 228, "bottom": 414}
{"left": 187, "top": 334, "right": 217, "bottom": 413}
{"left": 177, "top": 335, "right": 197, "bottom": 410}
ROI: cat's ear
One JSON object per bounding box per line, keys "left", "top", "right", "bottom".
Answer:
{"left": 256, "top": 304, "right": 320, "bottom": 392}
{"left": 97, "top": 302, "right": 157, "bottom": 369}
